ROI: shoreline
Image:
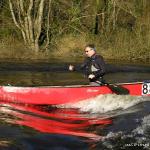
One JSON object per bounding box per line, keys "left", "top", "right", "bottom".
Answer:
{"left": 0, "top": 57, "right": 149, "bottom": 66}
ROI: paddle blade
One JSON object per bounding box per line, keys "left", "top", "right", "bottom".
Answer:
{"left": 107, "top": 84, "right": 129, "bottom": 95}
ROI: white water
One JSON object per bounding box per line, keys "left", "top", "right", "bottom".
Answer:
{"left": 133, "top": 114, "right": 150, "bottom": 136}
{"left": 58, "top": 94, "right": 149, "bottom": 114}
{"left": 99, "top": 109, "right": 150, "bottom": 149}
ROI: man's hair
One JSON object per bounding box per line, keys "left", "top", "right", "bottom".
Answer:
{"left": 85, "top": 44, "right": 96, "bottom": 51}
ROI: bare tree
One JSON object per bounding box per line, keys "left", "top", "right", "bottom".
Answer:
{"left": 8, "top": 0, "right": 51, "bottom": 52}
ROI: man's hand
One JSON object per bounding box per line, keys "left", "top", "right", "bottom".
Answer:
{"left": 88, "top": 74, "right": 95, "bottom": 79}
{"left": 69, "top": 65, "right": 74, "bottom": 71}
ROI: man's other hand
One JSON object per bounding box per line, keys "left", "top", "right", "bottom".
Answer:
{"left": 88, "top": 74, "right": 95, "bottom": 79}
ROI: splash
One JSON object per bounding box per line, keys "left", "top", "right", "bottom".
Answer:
{"left": 98, "top": 110, "right": 150, "bottom": 149}
{"left": 133, "top": 114, "right": 150, "bottom": 136}
{"left": 58, "top": 94, "right": 148, "bottom": 113}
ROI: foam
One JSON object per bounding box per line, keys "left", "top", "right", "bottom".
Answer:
{"left": 58, "top": 94, "right": 148, "bottom": 114}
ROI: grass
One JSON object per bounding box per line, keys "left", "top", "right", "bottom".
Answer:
{"left": 52, "top": 30, "right": 150, "bottom": 63}
{"left": 0, "top": 30, "right": 149, "bottom": 63}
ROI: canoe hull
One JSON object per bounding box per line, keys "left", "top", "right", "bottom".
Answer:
{"left": 0, "top": 82, "right": 148, "bottom": 105}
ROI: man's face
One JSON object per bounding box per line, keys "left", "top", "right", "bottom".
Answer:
{"left": 84, "top": 47, "right": 95, "bottom": 57}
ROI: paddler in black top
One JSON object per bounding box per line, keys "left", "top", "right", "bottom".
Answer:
{"left": 69, "top": 44, "right": 106, "bottom": 86}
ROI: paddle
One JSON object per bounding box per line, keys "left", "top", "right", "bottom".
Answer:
{"left": 101, "top": 81, "right": 129, "bottom": 95}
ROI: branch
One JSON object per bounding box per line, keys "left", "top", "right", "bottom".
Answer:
{"left": 115, "top": 1, "right": 137, "bottom": 18}
{"left": 27, "top": 0, "right": 34, "bottom": 42}
{"left": 35, "top": 0, "right": 45, "bottom": 40}
{"left": 9, "top": 0, "right": 21, "bottom": 29}
{"left": 68, "top": 24, "right": 84, "bottom": 34}
{"left": 16, "top": 0, "right": 24, "bottom": 28}
{"left": 70, "top": 13, "right": 104, "bottom": 23}
{"left": 19, "top": 0, "right": 24, "bottom": 14}
{"left": 45, "top": 0, "right": 52, "bottom": 49}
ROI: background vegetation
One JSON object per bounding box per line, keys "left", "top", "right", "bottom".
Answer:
{"left": 0, "top": 0, "right": 150, "bottom": 62}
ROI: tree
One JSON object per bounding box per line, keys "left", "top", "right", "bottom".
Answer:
{"left": 8, "top": 0, "right": 51, "bottom": 52}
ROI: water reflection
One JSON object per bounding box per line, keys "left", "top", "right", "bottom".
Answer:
{"left": 0, "top": 103, "right": 112, "bottom": 141}
{"left": 0, "top": 71, "right": 87, "bottom": 86}
{"left": 0, "top": 62, "right": 149, "bottom": 86}
{"left": 0, "top": 71, "right": 149, "bottom": 87}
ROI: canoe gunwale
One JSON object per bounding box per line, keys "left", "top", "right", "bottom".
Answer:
{"left": 1, "top": 81, "right": 143, "bottom": 88}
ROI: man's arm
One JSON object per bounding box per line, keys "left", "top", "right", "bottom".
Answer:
{"left": 68, "top": 58, "right": 89, "bottom": 72}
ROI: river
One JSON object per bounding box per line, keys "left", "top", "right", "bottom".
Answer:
{"left": 0, "top": 61, "right": 150, "bottom": 150}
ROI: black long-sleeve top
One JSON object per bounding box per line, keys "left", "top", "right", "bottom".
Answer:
{"left": 80, "top": 54, "right": 106, "bottom": 81}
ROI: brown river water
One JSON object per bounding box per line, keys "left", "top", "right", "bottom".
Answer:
{"left": 0, "top": 61, "right": 150, "bottom": 150}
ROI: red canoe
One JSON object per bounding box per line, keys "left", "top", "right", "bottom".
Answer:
{"left": 0, "top": 82, "right": 149, "bottom": 105}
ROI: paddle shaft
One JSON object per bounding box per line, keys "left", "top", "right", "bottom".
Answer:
{"left": 96, "top": 80, "right": 129, "bottom": 95}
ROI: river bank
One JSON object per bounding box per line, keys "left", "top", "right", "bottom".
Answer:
{"left": 0, "top": 57, "right": 149, "bottom": 67}
{"left": 0, "top": 33, "right": 150, "bottom": 64}
{"left": 0, "top": 47, "right": 149, "bottom": 64}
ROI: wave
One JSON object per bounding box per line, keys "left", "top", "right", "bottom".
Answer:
{"left": 98, "top": 112, "right": 150, "bottom": 149}
{"left": 58, "top": 94, "right": 149, "bottom": 114}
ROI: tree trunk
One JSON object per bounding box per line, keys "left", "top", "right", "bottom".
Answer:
{"left": 45, "top": 0, "right": 52, "bottom": 50}
{"left": 9, "top": 0, "right": 48, "bottom": 52}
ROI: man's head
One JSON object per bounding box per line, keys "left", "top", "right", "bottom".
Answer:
{"left": 84, "top": 44, "right": 96, "bottom": 57}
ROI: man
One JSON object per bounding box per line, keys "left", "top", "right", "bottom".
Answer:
{"left": 69, "top": 44, "right": 106, "bottom": 86}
